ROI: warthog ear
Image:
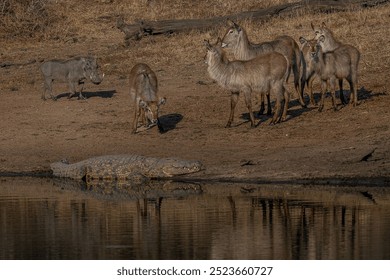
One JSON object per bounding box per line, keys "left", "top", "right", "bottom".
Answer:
{"left": 158, "top": 97, "right": 167, "bottom": 106}
{"left": 299, "top": 37, "right": 307, "bottom": 45}
{"left": 310, "top": 22, "right": 315, "bottom": 31}
{"left": 321, "top": 22, "right": 326, "bottom": 28}
{"left": 216, "top": 37, "right": 222, "bottom": 46}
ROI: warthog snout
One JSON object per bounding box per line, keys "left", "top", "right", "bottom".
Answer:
{"left": 90, "top": 72, "right": 104, "bottom": 85}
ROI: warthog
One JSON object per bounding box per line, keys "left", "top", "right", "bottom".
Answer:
{"left": 221, "top": 21, "right": 305, "bottom": 113}
{"left": 311, "top": 22, "right": 360, "bottom": 105}
{"left": 299, "top": 36, "right": 360, "bottom": 112}
{"left": 204, "top": 38, "right": 289, "bottom": 127}
{"left": 129, "top": 63, "right": 166, "bottom": 134}
{"left": 40, "top": 56, "right": 104, "bottom": 100}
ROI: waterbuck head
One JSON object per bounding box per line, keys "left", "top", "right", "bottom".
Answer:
{"left": 299, "top": 37, "right": 322, "bottom": 62}
{"left": 311, "top": 22, "right": 334, "bottom": 41}
{"left": 204, "top": 37, "right": 225, "bottom": 65}
{"left": 139, "top": 97, "right": 166, "bottom": 127}
{"left": 82, "top": 57, "right": 104, "bottom": 85}
{"left": 221, "top": 20, "right": 243, "bottom": 49}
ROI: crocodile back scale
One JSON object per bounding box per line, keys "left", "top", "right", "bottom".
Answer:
{"left": 50, "top": 155, "right": 204, "bottom": 181}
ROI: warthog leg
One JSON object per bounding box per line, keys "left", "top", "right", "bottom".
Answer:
{"left": 43, "top": 78, "right": 57, "bottom": 101}
{"left": 68, "top": 81, "right": 76, "bottom": 99}
{"left": 78, "top": 81, "right": 86, "bottom": 100}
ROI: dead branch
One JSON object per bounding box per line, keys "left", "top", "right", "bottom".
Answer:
{"left": 117, "top": 0, "right": 389, "bottom": 45}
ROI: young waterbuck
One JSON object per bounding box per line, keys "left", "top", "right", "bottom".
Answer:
{"left": 204, "top": 38, "right": 290, "bottom": 128}
{"left": 299, "top": 37, "right": 359, "bottom": 112}
{"left": 129, "top": 63, "right": 166, "bottom": 134}
{"left": 311, "top": 22, "right": 360, "bottom": 105}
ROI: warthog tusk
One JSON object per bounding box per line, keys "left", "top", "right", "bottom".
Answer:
{"left": 102, "top": 73, "right": 105, "bottom": 78}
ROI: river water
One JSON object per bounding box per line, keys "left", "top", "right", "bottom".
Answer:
{"left": 1, "top": 177, "right": 390, "bottom": 260}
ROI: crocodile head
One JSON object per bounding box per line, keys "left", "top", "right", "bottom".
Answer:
{"left": 158, "top": 158, "right": 204, "bottom": 177}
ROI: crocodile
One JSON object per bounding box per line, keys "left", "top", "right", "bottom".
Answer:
{"left": 50, "top": 154, "right": 204, "bottom": 183}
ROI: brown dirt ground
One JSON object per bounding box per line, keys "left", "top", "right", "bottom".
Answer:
{"left": 0, "top": 3, "right": 389, "bottom": 184}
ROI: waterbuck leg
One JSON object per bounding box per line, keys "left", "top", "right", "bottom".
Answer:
{"left": 307, "top": 75, "right": 316, "bottom": 106}
{"left": 266, "top": 93, "right": 272, "bottom": 115}
{"left": 226, "top": 92, "right": 239, "bottom": 128}
{"left": 243, "top": 88, "right": 255, "bottom": 127}
{"left": 132, "top": 106, "right": 141, "bottom": 134}
{"left": 258, "top": 93, "right": 265, "bottom": 115}
{"left": 347, "top": 77, "right": 358, "bottom": 106}
{"left": 292, "top": 53, "right": 305, "bottom": 108}
{"left": 296, "top": 78, "right": 306, "bottom": 108}
{"left": 270, "top": 97, "right": 282, "bottom": 125}
{"left": 281, "top": 86, "right": 290, "bottom": 122}
{"left": 339, "top": 79, "right": 346, "bottom": 105}
{"left": 318, "top": 80, "right": 327, "bottom": 112}
{"left": 330, "top": 78, "right": 338, "bottom": 111}
{"left": 140, "top": 109, "right": 146, "bottom": 127}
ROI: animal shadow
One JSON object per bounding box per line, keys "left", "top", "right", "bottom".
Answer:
{"left": 157, "top": 113, "right": 183, "bottom": 133}
{"left": 357, "top": 87, "right": 386, "bottom": 101}
{"left": 240, "top": 100, "right": 311, "bottom": 126}
{"left": 56, "top": 90, "right": 116, "bottom": 100}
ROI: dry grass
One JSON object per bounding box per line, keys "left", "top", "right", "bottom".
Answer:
{"left": 0, "top": 0, "right": 50, "bottom": 37}
{"left": 1, "top": 0, "right": 389, "bottom": 94}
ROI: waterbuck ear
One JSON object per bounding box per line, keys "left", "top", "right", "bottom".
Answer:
{"left": 318, "top": 35, "right": 325, "bottom": 43}
{"left": 226, "top": 18, "right": 235, "bottom": 27}
{"left": 158, "top": 97, "right": 166, "bottom": 106}
{"left": 233, "top": 21, "right": 241, "bottom": 31}
{"left": 299, "top": 37, "right": 307, "bottom": 45}
{"left": 204, "top": 39, "right": 212, "bottom": 49}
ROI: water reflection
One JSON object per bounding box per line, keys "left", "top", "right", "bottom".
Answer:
{"left": 0, "top": 177, "right": 390, "bottom": 260}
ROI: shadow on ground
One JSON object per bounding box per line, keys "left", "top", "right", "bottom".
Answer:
{"left": 158, "top": 113, "right": 183, "bottom": 133}
{"left": 56, "top": 90, "right": 116, "bottom": 100}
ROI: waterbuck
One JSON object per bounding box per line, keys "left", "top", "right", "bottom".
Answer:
{"left": 299, "top": 37, "right": 359, "bottom": 112}
{"left": 204, "top": 38, "right": 289, "bottom": 127}
{"left": 129, "top": 63, "right": 166, "bottom": 134}
{"left": 221, "top": 21, "right": 305, "bottom": 113}
{"left": 299, "top": 37, "right": 319, "bottom": 106}
{"left": 40, "top": 56, "right": 104, "bottom": 100}
{"left": 311, "top": 22, "right": 360, "bottom": 105}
